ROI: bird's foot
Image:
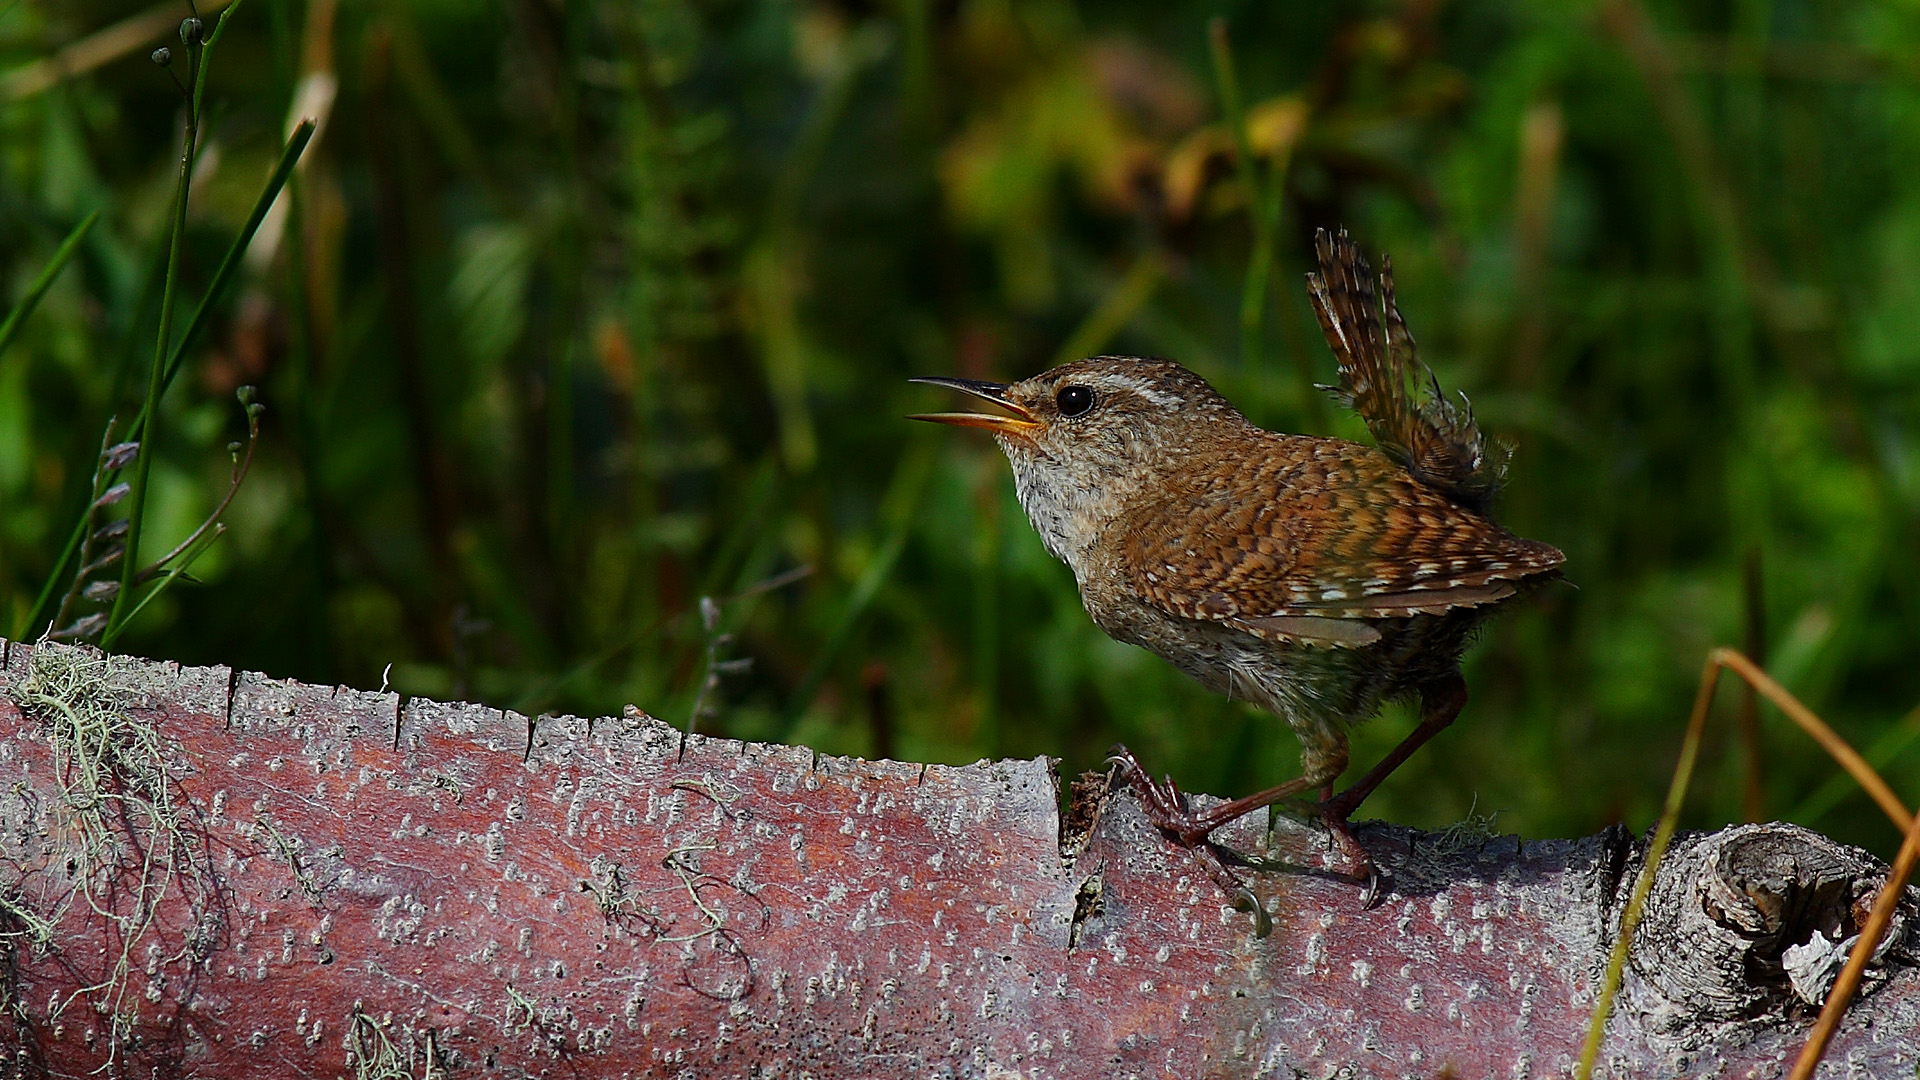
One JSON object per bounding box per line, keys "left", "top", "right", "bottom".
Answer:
{"left": 1103, "top": 744, "right": 1272, "bottom": 937}
{"left": 1315, "top": 798, "right": 1389, "bottom": 910}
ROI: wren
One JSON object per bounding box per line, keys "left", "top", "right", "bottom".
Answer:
{"left": 911, "top": 229, "right": 1564, "bottom": 925}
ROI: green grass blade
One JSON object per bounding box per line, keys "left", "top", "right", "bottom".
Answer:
{"left": 0, "top": 210, "right": 99, "bottom": 365}
{"left": 106, "top": 0, "right": 248, "bottom": 645}
{"left": 160, "top": 118, "right": 312, "bottom": 401}
{"left": 16, "top": 116, "right": 304, "bottom": 643}
{"left": 106, "top": 121, "right": 197, "bottom": 643}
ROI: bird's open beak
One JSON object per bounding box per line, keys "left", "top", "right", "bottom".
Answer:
{"left": 907, "top": 377, "right": 1041, "bottom": 434}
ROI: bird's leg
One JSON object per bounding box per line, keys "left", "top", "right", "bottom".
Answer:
{"left": 1104, "top": 744, "right": 1277, "bottom": 936}
{"left": 1171, "top": 772, "right": 1328, "bottom": 840}
{"left": 1108, "top": 736, "right": 1349, "bottom": 843}
{"left": 1323, "top": 673, "right": 1469, "bottom": 821}
{"left": 1106, "top": 737, "right": 1365, "bottom": 932}
{"left": 1317, "top": 673, "right": 1471, "bottom": 907}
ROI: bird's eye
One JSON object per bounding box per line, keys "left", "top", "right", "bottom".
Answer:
{"left": 1056, "top": 385, "right": 1095, "bottom": 418}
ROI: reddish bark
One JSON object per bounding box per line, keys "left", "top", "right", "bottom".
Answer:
{"left": 0, "top": 638, "right": 1913, "bottom": 1078}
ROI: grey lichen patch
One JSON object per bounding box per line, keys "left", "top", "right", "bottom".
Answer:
{"left": 256, "top": 813, "right": 324, "bottom": 905}
{"left": 501, "top": 982, "right": 574, "bottom": 1051}
{"left": 502, "top": 983, "right": 539, "bottom": 1033}
{"left": 575, "top": 846, "right": 764, "bottom": 1005}
{"left": 347, "top": 1005, "right": 437, "bottom": 1080}
{"left": 580, "top": 860, "right": 648, "bottom": 933}
{"left": 605, "top": 705, "right": 679, "bottom": 763}
{"left": 669, "top": 775, "right": 747, "bottom": 822}
{"left": 0, "top": 642, "right": 222, "bottom": 1067}
{"left": 429, "top": 771, "right": 465, "bottom": 804}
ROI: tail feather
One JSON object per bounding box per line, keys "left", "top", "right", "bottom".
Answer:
{"left": 1306, "top": 227, "right": 1508, "bottom": 513}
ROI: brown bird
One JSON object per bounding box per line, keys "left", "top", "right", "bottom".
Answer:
{"left": 911, "top": 229, "right": 1563, "bottom": 925}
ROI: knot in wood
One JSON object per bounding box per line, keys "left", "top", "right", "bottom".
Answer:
{"left": 1624, "top": 823, "right": 1916, "bottom": 1033}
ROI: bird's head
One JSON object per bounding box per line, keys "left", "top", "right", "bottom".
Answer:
{"left": 911, "top": 356, "right": 1247, "bottom": 566}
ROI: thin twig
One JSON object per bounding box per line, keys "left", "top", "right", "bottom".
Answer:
{"left": 1714, "top": 649, "right": 1911, "bottom": 832}
{"left": 1577, "top": 646, "right": 1915, "bottom": 1080}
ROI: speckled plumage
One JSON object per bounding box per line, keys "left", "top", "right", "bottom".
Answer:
{"left": 911, "top": 229, "right": 1564, "bottom": 910}
{"left": 997, "top": 359, "right": 1560, "bottom": 781}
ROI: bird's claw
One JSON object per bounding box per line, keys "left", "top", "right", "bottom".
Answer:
{"left": 1315, "top": 800, "right": 1391, "bottom": 909}
{"left": 1359, "top": 864, "right": 1389, "bottom": 910}
{"left": 1231, "top": 883, "right": 1273, "bottom": 938}
{"left": 1105, "top": 744, "right": 1189, "bottom": 829}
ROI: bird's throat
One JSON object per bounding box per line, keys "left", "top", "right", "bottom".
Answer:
{"left": 1002, "top": 442, "right": 1136, "bottom": 576}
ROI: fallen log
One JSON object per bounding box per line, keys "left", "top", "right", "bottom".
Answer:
{"left": 0, "top": 637, "right": 1912, "bottom": 1078}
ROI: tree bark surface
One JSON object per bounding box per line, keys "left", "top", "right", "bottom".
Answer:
{"left": 0, "top": 638, "right": 1913, "bottom": 1078}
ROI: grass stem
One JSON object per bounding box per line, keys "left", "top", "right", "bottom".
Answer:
{"left": 107, "top": 100, "right": 200, "bottom": 643}
{"left": 105, "top": 0, "right": 249, "bottom": 646}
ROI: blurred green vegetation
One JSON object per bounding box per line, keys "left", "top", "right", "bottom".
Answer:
{"left": 2, "top": 0, "right": 1917, "bottom": 851}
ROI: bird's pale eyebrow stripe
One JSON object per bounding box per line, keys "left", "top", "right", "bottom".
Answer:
{"left": 1078, "top": 373, "right": 1184, "bottom": 407}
